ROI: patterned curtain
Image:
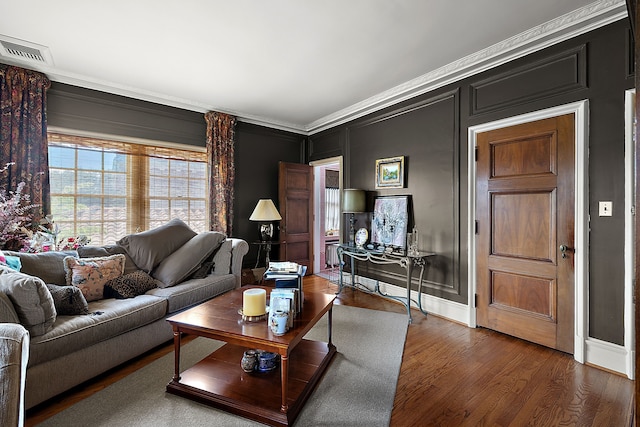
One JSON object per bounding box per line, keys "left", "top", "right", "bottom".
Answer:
{"left": 204, "top": 111, "right": 236, "bottom": 236}
{"left": 0, "top": 64, "right": 51, "bottom": 222}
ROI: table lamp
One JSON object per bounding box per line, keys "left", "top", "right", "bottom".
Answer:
{"left": 249, "top": 199, "right": 282, "bottom": 241}
{"left": 342, "top": 189, "right": 365, "bottom": 246}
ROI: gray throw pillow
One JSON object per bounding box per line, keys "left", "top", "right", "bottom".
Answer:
{"left": 0, "top": 270, "right": 56, "bottom": 337}
{"left": 2, "top": 250, "right": 78, "bottom": 285}
{"left": 151, "top": 232, "right": 227, "bottom": 287}
{"left": 212, "top": 240, "right": 233, "bottom": 275}
{"left": 45, "top": 284, "right": 89, "bottom": 315}
{"left": 104, "top": 270, "right": 159, "bottom": 299}
{"left": 116, "top": 218, "right": 197, "bottom": 273}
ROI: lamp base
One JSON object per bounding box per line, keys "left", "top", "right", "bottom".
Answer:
{"left": 349, "top": 213, "right": 357, "bottom": 246}
{"left": 259, "top": 223, "right": 274, "bottom": 241}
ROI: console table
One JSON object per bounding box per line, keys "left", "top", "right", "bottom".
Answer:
{"left": 335, "top": 244, "right": 435, "bottom": 324}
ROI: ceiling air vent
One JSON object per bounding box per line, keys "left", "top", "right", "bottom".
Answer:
{"left": 0, "top": 36, "right": 53, "bottom": 66}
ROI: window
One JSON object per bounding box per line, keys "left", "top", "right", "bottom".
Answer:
{"left": 47, "top": 133, "right": 208, "bottom": 245}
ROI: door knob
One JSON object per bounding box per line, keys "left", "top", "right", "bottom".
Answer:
{"left": 559, "top": 244, "right": 572, "bottom": 259}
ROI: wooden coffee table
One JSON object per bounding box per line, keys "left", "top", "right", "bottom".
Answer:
{"left": 165, "top": 286, "right": 336, "bottom": 427}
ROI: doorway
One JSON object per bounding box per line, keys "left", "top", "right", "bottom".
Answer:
{"left": 310, "top": 157, "right": 343, "bottom": 277}
{"left": 468, "top": 100, "right": 588, "bottom": 362}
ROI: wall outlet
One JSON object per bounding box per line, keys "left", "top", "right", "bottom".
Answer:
{"left": 598, "top": 201, "right": 612, "bottom": 217}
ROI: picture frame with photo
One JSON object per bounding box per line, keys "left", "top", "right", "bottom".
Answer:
{"left": 375, "top": 156, "right": 405, "bottom": 189}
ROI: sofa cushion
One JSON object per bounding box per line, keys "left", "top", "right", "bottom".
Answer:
{"left": 116, "top": 218, "right": 197, "bottom": 273}
{"left": 45, "top": 284, "right": 89, "bottom": 315}
{"left": 104, "top": 270, "right": 159, "bottom": 299}
{"left": 3, "top": 251, "right": 78, "bottom": 285}
{"left": 77, "top": 245, "right": 139, "bottom": 275}
{"left": 63, "top": 255, "right": 126, "bottom": 302}
{"left": 0, "top": 267, "right": 56, "bottom": 337}
{"left": 152, "top": 232, "right": 226, "bottom": 288}
{"left": 28, "top": 295, "right": 167, "bottom": 367}
{"left": 212, "top": 240, "right": 233, "bottom": 275}
{"left": 146, "top": 274, "right": 236, "bottom": 313}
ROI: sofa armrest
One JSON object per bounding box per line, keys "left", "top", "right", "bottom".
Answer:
{"left": 0, "top": 323, "right": 29, "bottom": 427}
{"left": 0, "top": 293, "right": 20, "bottom": 325}
{"left": 228, "top": 238, "right": 249, "bottom": 289}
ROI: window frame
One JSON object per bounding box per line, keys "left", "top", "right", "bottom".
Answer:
{"left": 47, "top": 128, "right": 208, "bottom": 244}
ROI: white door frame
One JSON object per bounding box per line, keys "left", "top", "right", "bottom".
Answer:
{"left": 310, "top": 156, "right": 343, "bottom": 273}
{"left": 624, "top": 89, "right": 636, "bottom": 378}
{"left": 467, "top": 100, "right": 590, "bottom": 364}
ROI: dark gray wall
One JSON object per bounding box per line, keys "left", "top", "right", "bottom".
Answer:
{"left": 46, "top": 83, "right": 306, "bottom": 268}
{"left": 309, "top": 20, "right": 633, "bottom": 345}
{"left": 234, "top": 122, "right": 305, "bottom": 264}
{"left": 48, "top": 83, "right": 206, "bottom": 147}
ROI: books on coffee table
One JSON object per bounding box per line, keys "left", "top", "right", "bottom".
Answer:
{"left": 264, "top": 262, "right": 306, "bottom": 280}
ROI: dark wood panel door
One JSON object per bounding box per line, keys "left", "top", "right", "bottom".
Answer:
{"left": 476, "top": 114, "right": 575, "bottom": 353}
{"left": 278, "top": 162, "right": 313, "bottom": 274}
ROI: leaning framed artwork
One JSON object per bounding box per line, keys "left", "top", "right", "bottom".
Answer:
{"left": 370, "top": 195, "right": 410, "bottom": 252}
{"left": 375, "top": 156, "right": 405, "bottom": 189}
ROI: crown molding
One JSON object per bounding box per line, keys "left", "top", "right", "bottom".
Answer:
{"left": 305, "top": 0, "right": 628, "bottom": 134}
{"left": 0, "top": 56, "right": 308, "bottom": 134}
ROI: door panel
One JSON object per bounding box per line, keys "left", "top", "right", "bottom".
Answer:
{"left": 492, "top": 191, "right": 554, "bottom": 260}
{"left": 476, "top": 114, "right": 574, "bottom": 353}
{"left": 278, "top": 162, "right": 313, "bottom": 273}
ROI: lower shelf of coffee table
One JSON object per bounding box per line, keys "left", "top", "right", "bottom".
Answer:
{"left": 166, "top": 339, "right": 336, "bottom": 427}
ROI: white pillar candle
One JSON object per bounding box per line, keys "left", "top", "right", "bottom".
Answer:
{"left": 243, "top": 288, "right": 266, "bottom": 316}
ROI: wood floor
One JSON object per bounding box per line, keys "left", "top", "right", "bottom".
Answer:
{"left": 26, "top": 275, "right": 634, "bottom": 426}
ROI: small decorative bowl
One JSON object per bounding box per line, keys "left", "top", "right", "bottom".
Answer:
{"left": 257, "top": 351, "right": 279, "bottom": 372}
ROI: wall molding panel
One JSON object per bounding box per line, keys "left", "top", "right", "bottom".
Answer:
{"left": 470, "top": 45, "right": 587, "bottom": 116}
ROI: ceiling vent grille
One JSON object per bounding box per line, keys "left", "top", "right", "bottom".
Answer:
{"left": 0, "top": 36, "right": 53, "bottom": 66}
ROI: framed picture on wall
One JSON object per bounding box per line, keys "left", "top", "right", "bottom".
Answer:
{"left": 375, "top": 156, "right": 405, "bottom": 189}
{"left": 371, "top": 195, "right": 410, "bottom": 251}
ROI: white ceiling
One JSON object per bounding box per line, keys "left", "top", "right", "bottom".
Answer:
{"left": 0, "top": 0, "right": 627, "bottom": 134}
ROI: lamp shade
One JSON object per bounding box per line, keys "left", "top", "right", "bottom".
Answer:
{"left": 249, "top": 199, "right": 282, "bottom": 221}
{"left": 342, "top": 189, "right": 366, "bottom": 213}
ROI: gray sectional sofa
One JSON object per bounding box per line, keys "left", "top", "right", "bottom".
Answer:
{"left": 0, "top": 219, "right": 249, "bottom": 410}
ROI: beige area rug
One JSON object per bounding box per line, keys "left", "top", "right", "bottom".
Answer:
{"left": 38, "top": 305, "right": 408, "bottom": 426}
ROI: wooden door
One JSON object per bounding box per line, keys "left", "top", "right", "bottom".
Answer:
{"left": 476, "top": 114, "right": 575, "bottom": 353}
{"left": 278, "top": 162, "right": 313, "bottom": 274}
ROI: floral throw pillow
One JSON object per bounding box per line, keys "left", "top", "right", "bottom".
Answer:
{"left": 63, "top": 255, "right": 126, "bottom": 302}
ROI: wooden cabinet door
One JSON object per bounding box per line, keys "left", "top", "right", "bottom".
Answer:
{"left": 476, "top": 114, "right": 575, "bottom": 353}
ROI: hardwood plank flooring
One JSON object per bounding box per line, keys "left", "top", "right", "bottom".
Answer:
{"left": 26, "top": 275, "right": 634, "bottom": 426}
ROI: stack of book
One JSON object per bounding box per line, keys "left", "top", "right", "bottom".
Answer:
{"left": 268, "top": 288, "right": 300, "bottom": 330}
{"left": 264, "top": 261, "right": 306, "bottom": 279}
{"left": 265, "top": 262, "right": 306, "bottom": 321}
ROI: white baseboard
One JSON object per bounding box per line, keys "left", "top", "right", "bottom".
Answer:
{"left": 584, "top": 338, "right": 635, "bottom": 379}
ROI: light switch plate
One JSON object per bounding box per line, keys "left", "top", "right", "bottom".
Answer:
{"left": 599, "top": 201, "right": 612, "bottom": 217}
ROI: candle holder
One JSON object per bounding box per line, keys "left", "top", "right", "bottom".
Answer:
{"left": 238, "top": 308, "right": 268, "bottom": 322}
{"left": 407, "top": 227, "right": 420, "bottom": 257}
